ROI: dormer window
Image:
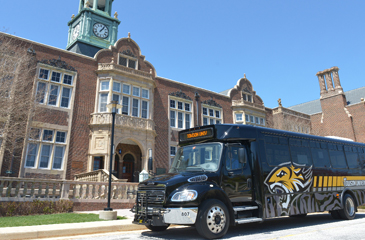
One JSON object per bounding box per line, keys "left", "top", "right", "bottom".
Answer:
{"left": 118, "top": 53, "right": 138, "bottom": 70}
{"left": 243, "top": 93, "right": 252, "bottom": 102}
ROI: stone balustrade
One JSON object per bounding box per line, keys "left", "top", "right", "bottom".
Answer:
{"left": 0, "top": 177, "right": 138, "bottom": 203}
{"left": 90, "top": 113, "right": 155, "bottom": 131}
{"left": 232, "top": 99, "right": 265, "bottom": 110}
{"left": 98, "top": 63, "right": 153, "bottom": 80}
{"left": 74, "top": 169, "right": 127, "bottom": 182}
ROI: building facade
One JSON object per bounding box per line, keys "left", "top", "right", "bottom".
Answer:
{"left": 1, "top": 0, "right": 365, "bottom": 181}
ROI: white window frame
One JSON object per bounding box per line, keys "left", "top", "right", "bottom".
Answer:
{"left": 25, "top": 129, "right": 67, "bottom": 170}
{"left": 99, "top": 93, "right": 109, "bottom": 112}
{"left": 118, "top": 53, "right": 138, "bottom": 70}
{"left": 170, "top": 97, "right": 193, "bottom": 129}
{"left": 113, "top": 82, "right": 121, "bottom": 92}
{"left": 36, "top": 66, "right": 75, "bottom": 109}
{"left": 202, "top": 104, "right": 222, "bottom": 126}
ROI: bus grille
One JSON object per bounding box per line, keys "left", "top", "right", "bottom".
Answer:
{"left": 136, "top": 186, "right": 165, "bottom": 215}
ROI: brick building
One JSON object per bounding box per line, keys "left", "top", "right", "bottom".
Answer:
{"left": 0, "top": 0, "right": 364, "bottom": 181}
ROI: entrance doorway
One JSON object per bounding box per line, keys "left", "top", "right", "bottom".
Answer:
{"left": 122, "top": 154, "right": 134, "bottom": 182}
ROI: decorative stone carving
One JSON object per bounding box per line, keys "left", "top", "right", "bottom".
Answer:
{"left": 202, "top": 99, "right": 222, "bottom": 108}
{"left": 38, "top": 56, "right": 76, "bottom": 71}
{"left": 278, "top": 98, "right": 282, "bottom": 107}
{"left": 114, "top": 12, "right": 118, "bottom": 19}
{"left": 121, "top": 49, "right": 135, "bottom": 58}
{"left": 169, "top": 90, "right": 192, "bottom": 101}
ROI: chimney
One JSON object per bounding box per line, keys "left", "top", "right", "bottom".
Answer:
{"left": 316, "top": 72, "right": 327, "bottom": 95}
{"left": 331, "top": 66, "right": 343, "bottom": 93}
{"left": 317, "top": 66, "right": 343, "bottom": 98}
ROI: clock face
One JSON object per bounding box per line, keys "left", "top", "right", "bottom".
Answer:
{"left": 72, "top": 24, "right": 80, "bottom": 40}
{"left": 93, "top": 23, "right": 109, "bottom": 39}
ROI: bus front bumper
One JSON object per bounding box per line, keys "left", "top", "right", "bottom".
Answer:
{"left": 132, "top": 206, "right": 198, "bottom": 226}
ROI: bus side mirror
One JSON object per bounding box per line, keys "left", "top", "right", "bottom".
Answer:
{"left": 238, "top": 148, "right": 247, "bottom": 164}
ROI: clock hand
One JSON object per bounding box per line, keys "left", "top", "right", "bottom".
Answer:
{"left": 99, "top": 26, "right": 105, "bottom": 32}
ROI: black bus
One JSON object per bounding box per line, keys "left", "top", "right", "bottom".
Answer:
{"left": 132, "top": 124, "right": 365, "bottom": 239}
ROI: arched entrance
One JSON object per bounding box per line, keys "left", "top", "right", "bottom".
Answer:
{"left": 122, "top": 154, "right": 134, "bottom": 182}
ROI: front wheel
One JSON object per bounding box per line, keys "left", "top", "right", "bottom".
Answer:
{"left": 338, "top": 194, "right": 356, "bottom": 220}
{"left": 146, "top": 224, "right": 170, "bottom": 231}
{"left": 196, "top": 199, "right": 230, "bottom": 239}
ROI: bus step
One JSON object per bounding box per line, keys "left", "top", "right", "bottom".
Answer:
{"left": 233, "top": 206, "right": 258, "bottom": 212}
{"left": 235, "top": 217, "right": 263, "bottom": 225}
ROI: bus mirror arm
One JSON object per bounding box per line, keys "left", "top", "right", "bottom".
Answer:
{"left": 238, "top": 148, "right": 247, "bottom": 164}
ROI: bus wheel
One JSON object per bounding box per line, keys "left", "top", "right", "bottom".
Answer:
{"left": 330, "top": 210, "right": 341, "bottom": 219}
{"left": 196, "top": 199, "right": 230, "bottom": 239}
{"left": 146, "top": 224, "right": 170, "bottom": 231}
{"left": 338, "top": 194, "right": 356, "bottom": 220}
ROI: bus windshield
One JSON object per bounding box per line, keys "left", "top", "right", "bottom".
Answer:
{"left": 169, "top": 143, "right": 223, "bottom": 173}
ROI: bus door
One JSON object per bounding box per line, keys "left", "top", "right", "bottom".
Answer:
{"left": 221, "top": 145, "right": 253, "bottom": 202}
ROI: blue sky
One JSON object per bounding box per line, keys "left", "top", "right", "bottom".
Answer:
{"left": 1, "top": 0, "right": 365, "bottom": 108}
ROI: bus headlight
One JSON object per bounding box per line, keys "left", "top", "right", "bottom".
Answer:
{"left": 171, "top": 190, "right": 198, "bottom": 202}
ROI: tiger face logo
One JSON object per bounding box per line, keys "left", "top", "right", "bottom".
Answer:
{"left": 264, "top": 162, "right": 313, "bottom": 213}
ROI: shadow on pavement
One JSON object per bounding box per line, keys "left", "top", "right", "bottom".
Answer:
{"left": 140, "top": 213, "right": 365, "bottom": 239}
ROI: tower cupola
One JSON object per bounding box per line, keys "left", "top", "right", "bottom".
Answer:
{"left": 66, "top": 0, "right": 120, "bottom": 57}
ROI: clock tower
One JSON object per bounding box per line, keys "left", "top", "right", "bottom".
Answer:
{"left": 66, "top": 0, "right": 120, "bottom": 57}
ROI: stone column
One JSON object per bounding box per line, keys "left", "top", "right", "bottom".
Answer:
{"left": 324, "top": 71, "right": 334, "bottom": 91}
{"left": 316, "top": 72, "right": 327, "bottom": 94}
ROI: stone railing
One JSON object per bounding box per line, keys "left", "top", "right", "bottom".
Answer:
{"left": 273, "top": 107, "right": 311, "bottom": 120}
{"left": 90, "top": 113, "right": 155, "bottom": 131}
{"left": 232, "top": 99, "right": 266, "bottom": 110}
{"left": 0, "top": 177, "right": 138, "bottom": 202}
{"left": 74, "top": 169, "right": 127, "bottom": 182}
{"left": 98, "top": 63, "right": 153, "bottom": 81}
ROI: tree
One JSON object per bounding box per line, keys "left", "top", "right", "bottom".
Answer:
{"left": 0, "top": 34, "right": 40, "bottom": 176}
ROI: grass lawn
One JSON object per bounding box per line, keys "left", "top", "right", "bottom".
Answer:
{"left": 0, "top": 213, "right": 126, "bottom": 228}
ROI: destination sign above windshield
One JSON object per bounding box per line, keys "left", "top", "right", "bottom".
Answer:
{"left": 180, "top": 128, "right": 214, "bottom": 142}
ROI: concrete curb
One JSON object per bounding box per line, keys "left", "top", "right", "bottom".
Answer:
{"left": 0, "top": 219, "right": 147, "bottom": 240}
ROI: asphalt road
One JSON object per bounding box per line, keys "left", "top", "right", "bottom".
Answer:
{"left": 46, "top": 212, "right": 365, "bottom": 240}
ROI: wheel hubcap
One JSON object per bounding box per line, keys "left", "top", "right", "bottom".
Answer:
{"left": 346, "top": 197, "right": 355, "bottom": 217}
{"left": 206, "top": 206, "right": 226, "bottom": 234}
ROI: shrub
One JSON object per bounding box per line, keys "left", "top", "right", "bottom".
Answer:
{"left": 0, "top": 200, "right": 73, "bottom": 217}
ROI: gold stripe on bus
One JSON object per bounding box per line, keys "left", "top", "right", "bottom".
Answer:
{"left": 323, "top": 176, "right": 328, "bottom": 188}
{"left": 318, "top": 176, "right": 323, "bottom": 188}
{"left": 313, "top": 176, "right": 317, "bottom": 187}
{"left": 338, "top": 176, "right": 344, "bottom": 187}
{"left": 333, "top": 176, "right": 337, "bottom": 187}
{"left": 344, "top": 176, "right": 365, "bottom": 181}
{"left": 328, "top": 176, "right": 332, "bottom": 187}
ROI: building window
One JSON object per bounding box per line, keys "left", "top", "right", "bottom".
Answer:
{"left": 170, "top": 146, "right": 177, "bottom": 167}
{"left": 118, "top": 54, "right": 138, "bottom": 70}
{"left": 105, "top": 81, "right": 150, "bottom": 118}
{"left": 244, "top": 113, "right": 265, "bottom": 126}
{"left": 243, "top": 93, "right": 252, "bottom": 102}
{"left": 170, "top": 97, "right": 192, "bottom": 129}
{"left": 25, "top": 128, "right": 67, "bottom": 170}
{"left": 35, "top": 67, "right": 75, "bottom": 109}
{"left": 236, "top": 113, "right": 243, "bottom": 123}
{"left": 202, "top": 105, "right": 222, "bottom": 126}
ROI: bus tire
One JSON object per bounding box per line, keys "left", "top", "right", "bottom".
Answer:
{"left": 338, "top": 194, "right": 356, "bottom": 220}
{"left": 146, "top": 224, "right": 170, "bottom": 231}
{"left": 330, "top": 210, "right": 341, "bottom": 219}
{"left": 196, "top": 199, "right": 230, "bottom": 239}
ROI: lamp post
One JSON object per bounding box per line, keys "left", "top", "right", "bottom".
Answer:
{"left": 105, "top": 100, "right": 121, "bottom": 211}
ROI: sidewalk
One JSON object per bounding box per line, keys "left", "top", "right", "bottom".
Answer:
{"left": 1, "top": 209, "right": 147, "bottom": 240}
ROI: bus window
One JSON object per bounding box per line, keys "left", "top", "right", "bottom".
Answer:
{"left": 344, "top": 146, "right": 360, "bottom": 169}
{"left": 359, "top": 148, "right": 365, "bottom": 169}
{"left": 265, "top": 135, "right": 290, "bottom": 166}
{"left": 289, "top": 138, "right": 313, "bottom": 166}
{"left": 226, "top": 146, "right": 242, "bottom": 170}
{"left": 310, "top": 141, "right": 331, "bottom": 168}
{"left": 329, "top": 143, "right": 347, "bottom": 169}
